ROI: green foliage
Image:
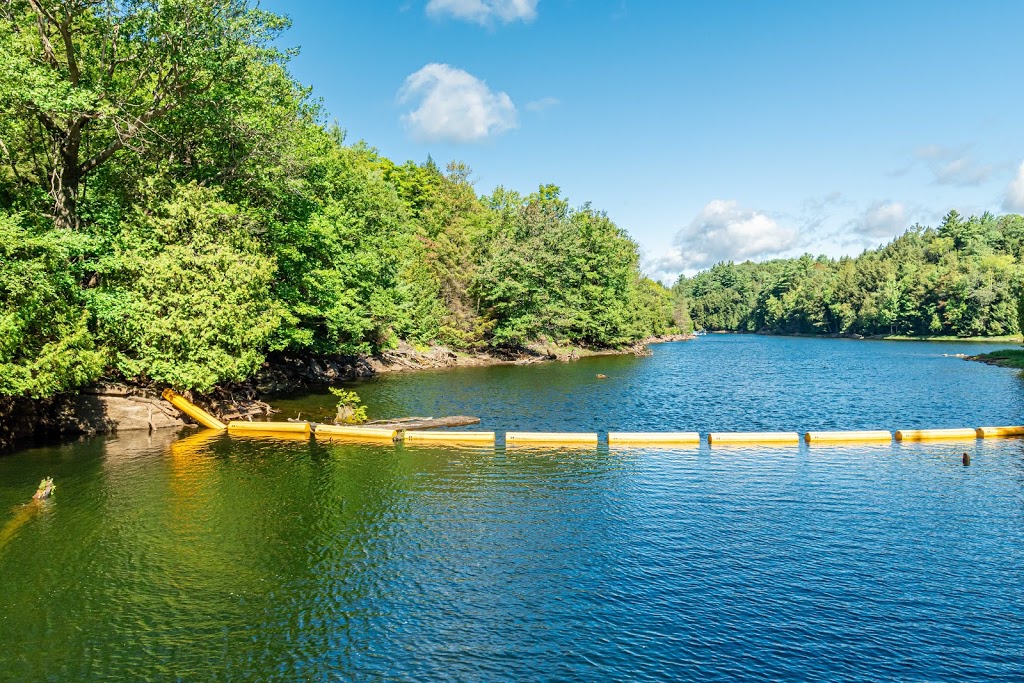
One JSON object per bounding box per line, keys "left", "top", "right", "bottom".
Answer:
{"left": 0, "top": 1, "right": 719, "bottom": 401}
{"left": 0, "top": 0, "right": 296, "bottom": 229}
{"left": 329, "top": 387, "right": 368, "bottom": 424}
{"left": 270, "top": 143, "right": 407, "bottom": 356}
{"left": 91, "top": 185, "right": 282, "bottom": 392}
{"left": 676, "top": 215, "right": 1024, "bottom": 338}
{"left": 474, "top": 186, "right": 665, "bottom": 347}
{"left": 0, "top": 213, "right": 105, "bottom": 397}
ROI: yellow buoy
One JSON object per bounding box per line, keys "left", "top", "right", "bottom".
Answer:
{"left": 708, "top": 431, "right": 800, "bottom": 445}
{"left": 975, "top": 426, "right": 1024, "bottom": 438}
{"left": 607, "top": 432, "right": 700, "bottom": 446}
{"left": 506, "top": 432, "right": 598, "bottom": 445}
{"left": 404, "top": 431, "right": 496, "bottom": 444}
{"left": 314, "top": 424, "right": 397, "bottom": 441}
{"left": 227, "top": 421, "right": 310, "bottom": 435}
{"left": 162, "top": 389, "right": 226, "bottom": 430}
{"left": 804, "top": 430, "right": 892, "bottom": 444}
{"left": 894, "top": 428, "right": 977, "bottom": 441}
{"left": 227, "top": 430, "right": 312, "bottom": 442}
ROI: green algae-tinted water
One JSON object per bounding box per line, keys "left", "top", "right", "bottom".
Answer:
{"left": 2, "top": 336, "right": 1024, "bottom": 681}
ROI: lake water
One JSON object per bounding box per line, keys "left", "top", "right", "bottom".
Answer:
{"left": 2, "top": 336, "right": 1024, "bottom": 681}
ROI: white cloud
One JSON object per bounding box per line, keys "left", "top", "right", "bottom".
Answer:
{"left": 914, "top": 144, "right": 957, "bottom": 161}
{"left": 643, "top": 200, "right": 799, "bottom": 280}
{"left": 641, "top": 246, "right": 688, "bottom": 285}
{"left": 524, "top": 96, "right": 559, "bottom": 113}
{"left": 903, "top": 143, "right": 996, "bottom": 187}
{"left": 854, "top": 200, "right": 907, "bottom": 237}
{"left": 1003, "top": 161, "right": 1024, "bottom": 212}
{"left": 933, "top": 157, "right": 995, "bottom": 186}
{"left": 426, "top": 0, "right": 538, "bottom": 25}
{"left": 398, "top": 64, "right": 517, "bottom": 143}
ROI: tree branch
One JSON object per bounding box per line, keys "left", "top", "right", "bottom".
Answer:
{"left": 56, "top": 8, "right": 80, "bottom": 85}
{"left": 26, "top": 1, "right": 80, "bottom": 83}
{"left": 27, "top": 3, "right": 58, "bottom": 68}
{"left": 78, "top": 101, "right": 178, "bottom": 176}
{"left": 0, "top": 136, "right": 24, "bottom": 184}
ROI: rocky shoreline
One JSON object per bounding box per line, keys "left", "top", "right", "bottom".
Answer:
{"left": 0, "top": 335, "right": 693, "bottom": 452}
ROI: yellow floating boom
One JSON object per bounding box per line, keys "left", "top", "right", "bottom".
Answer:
{"left": 506, "top": 431, "right": 599, "bottom": 445}
{"left": 227, "top": 430, "right": 312, "bottom": 442}
{"left": 162, "top": 389, "right": 226, "bottom": 430}
{"left": 976, "top": 426, "right": 1024, "bottom": 438}
{"left": 804, "top": 430, "right": 893, "bottom": 444}
{"left": 314, "top": 424, "right": 398, "bottom": 441}
{"left": 227, "top": 421, "right": 310, "bottom": 435}
{"left": 895, "top": 428, "right": 977, "bottom": 441}
{"left": 708, "top": 431, "right": 800, "bottom": 445}
{"left": 404, "top": 431, "right": 496, "bottom": 444}
{"left": 607, "top": 432, "right": 700, "bottom": 446}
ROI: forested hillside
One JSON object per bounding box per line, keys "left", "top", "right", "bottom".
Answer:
{"left": 0, "top": 1, "right": 673, "bottom": 398}
{"left": 673, "top": 210, "right": 1024, "bottom": 337}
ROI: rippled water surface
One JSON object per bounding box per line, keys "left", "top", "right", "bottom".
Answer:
{"left": 3, "top": 336, "right": 1024, "bottom": 681}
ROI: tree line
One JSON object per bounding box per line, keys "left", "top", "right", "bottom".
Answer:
{"left": 673, "top": 210, "right": 1024, "bottom": 337}
{"left": 0, "top": 0, "right": 674, "bottom": 398}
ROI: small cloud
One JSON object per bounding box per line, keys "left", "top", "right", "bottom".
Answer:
{"left": 852, "top": 200, "right": 907, "bottom": 237}
{"left": 1005, "top": 161, "right": 1024, "bottom": 212}
{"left": 900, "top": 143, "right": 998, "bottom": 187}
{"left": 398, "top": 63, "right": 517, "bottom": 143}
{"left": 524, "top": 96, "right": 559, "bottom": 113}
{"left": 914, "top": 143, "right": 960, "bottom": 161}
{"left": 644, "top": 200, "right": 799, "bottom": 279}
{"left": 426, "top": 0, "right": 538, "bottom": 25}
{"left": 800, "top": 191, "right": 847, "bottom": 231}
{"left": 933, "top": 157, "right": 996, "bottom": 187}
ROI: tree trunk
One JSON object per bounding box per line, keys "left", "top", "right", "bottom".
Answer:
{"left": 52, "top": 128, "right": 82, "bottom": 231}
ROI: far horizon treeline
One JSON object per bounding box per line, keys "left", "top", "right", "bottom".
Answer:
{"left": 672, "top": 210, "right": 1024, "bottom": 338}
{"left": 0, "top": 1, "right": 673, "bottom": 399}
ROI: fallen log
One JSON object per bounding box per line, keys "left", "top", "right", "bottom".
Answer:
{"left": 356, "top": 416, "right": 481, "bottom": 431}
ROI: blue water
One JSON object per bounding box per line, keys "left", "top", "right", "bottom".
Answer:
{"left": 278, "top": 335, "right": 1024, "bottom": 434}
{"left": 2, "top": 336, "right": 1024, "bottom": 681}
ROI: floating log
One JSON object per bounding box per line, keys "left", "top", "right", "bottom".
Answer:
{"left": 361, "top": 416, "right": 480, "bottom": 431}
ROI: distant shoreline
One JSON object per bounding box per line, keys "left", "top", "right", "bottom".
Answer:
{"left": 701, "top": 330, "right": 1022, "bottom": 344}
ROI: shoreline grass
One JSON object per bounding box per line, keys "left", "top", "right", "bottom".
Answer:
{"left": 967, "top": 349, "right": 1024, "bottom": 369}
{"left": 878, "top": 334, "right": 1023, "bottom": 343}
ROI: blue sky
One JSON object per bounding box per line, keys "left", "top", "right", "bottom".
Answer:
{"left": 261, "top": 0, "right": 1024, "bottom": 282}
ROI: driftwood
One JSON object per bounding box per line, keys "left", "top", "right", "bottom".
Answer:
{"left": 32, "top": 477, "right": 55, "bottom": 500}
{"left": 358, "top": 416, "right": 481, "bottom": 431}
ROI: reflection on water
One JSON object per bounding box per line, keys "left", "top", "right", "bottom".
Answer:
{"left": 275, "top": 335, "right": 1024, "bottom": 434}
{"left": 1, "top": 337, "right": 1024, "bottom": 680}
